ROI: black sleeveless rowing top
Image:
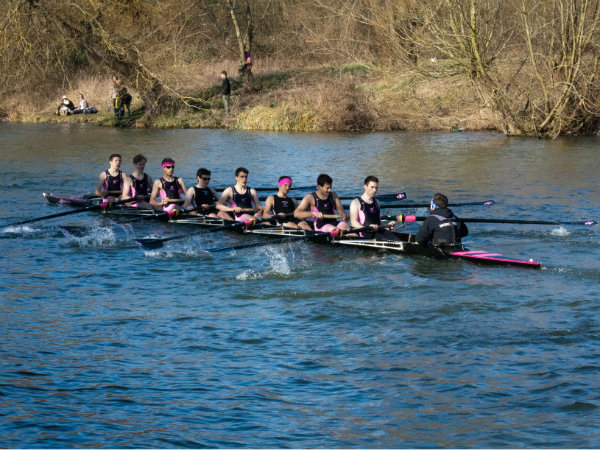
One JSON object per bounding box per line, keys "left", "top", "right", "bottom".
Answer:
{"left": 312, "top": 192, "right": 337, "bottom": 229}
{"left": 231, "top": 186, "right": 254, "bottom": 209}
{"left": 159, "top": 177, "right": 183, "bottom": 199}
{"left": 193, "top": 187, "right": 218, "bottom": 213}
{"left": 103, "top": 170, "right": 123, "bottom": 194}
{"left": 273, "top": 195, "right": 295, "bottom": 215}
{"left": 356, "top": 197, "right": 381, "bottom": 226}
{"left": 129, "top": 173, "right": 150, "bottom": 200}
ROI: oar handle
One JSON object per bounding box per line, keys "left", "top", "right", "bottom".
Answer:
{"left": 321, "top": 214, "right": 343, "bottom": 219}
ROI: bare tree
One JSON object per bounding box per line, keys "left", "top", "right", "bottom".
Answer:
{"left": 225, "top": 0, "right": 254, "bottom": 85}
{"left": 398, "top": 0, "right": 600, "bottom": 136}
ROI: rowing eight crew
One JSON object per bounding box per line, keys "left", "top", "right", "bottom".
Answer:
{"left": 95, "top": 153, "right": 468, "bottom": 246}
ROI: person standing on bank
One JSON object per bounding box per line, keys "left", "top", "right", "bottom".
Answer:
{"left": 221, "top": 70, "right": 231, "bottom": 114}
{"left": 415, "top": 193, "right": 468, "bottom": 246}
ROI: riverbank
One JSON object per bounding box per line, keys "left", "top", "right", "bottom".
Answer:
{"left": 1, "top": 63, "right": 500, "bottom": 132}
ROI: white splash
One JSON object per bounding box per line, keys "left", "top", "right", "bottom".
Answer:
{"left": 550, "top": 226, "right": 570, "bottom": 237}
{"left": 235, "top": 245, "right": 294, "bottom": 280}
{"left": 2, "top": 225, "right": 37, "bottom": 234}
{"left": 67, "top": 225, "right": 118, "bottom": 247}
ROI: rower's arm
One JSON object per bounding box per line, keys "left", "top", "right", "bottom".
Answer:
{"left": 94, "top": 172, "right": 106, "bottom": 197}
{"left": 250, "top": 189, "right": 263, "bottom": 212}
{"left": 333, "top": 193, "right": 349, "bottom": 221}
{"left": 121, "top": 177, "right": 133, "bottom": 200}
{"left": 119, "top": 172, "right": 129, "bottom": 200}
{"left": 149, "top": 180, "right": 164, "bottom": 207}
{"left": 349, "top": 198, "right": 362, "bottom": 228}
{"left": 178, "top": 178, "right": 187, "bottom": 197}
{"left": 262, "top": 196, "right": 275, "bottom": 217}
{"left": 294, "top": 195, "right": 316, "bottom": 219}
{"left": 182, "top": 187, "right": 195, "bottom": 210}
{"left": 216, "top": 188, "right": 234, "bottom": 212}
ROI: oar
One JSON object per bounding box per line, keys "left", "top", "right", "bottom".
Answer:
{"left": 217, "top": 185, "right": 315, "bottom": 192}
{"left": 372, "top": 200, "right": 495, "bottom": 209}
{"left": 386, "top": 215, "right": 598, "bottom": 226}
{"left": 258, "top": 192, "right": 408, "bottom": 202}
{"left": 205, "top": 225, "right": 373, "bottom": 254}
{"left": 3, "top": 197, "right": 137, "bottom": 228}
{"left": 135, "top": 214, "right": 285, "bottom": 250}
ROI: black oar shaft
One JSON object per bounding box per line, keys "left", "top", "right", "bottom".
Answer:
{"left": 376, "top": 200, "right": 495, "bottom": 209}
{"left": 4, "top": 198, "right": 133, "bottom": 228}
{"left": 135, "top": 214, "right": 292, "bottom": 250}
{"left": 206, "top": 225, "right": 372, "bottom": 254}
{"left": 383, "top": 215, "right": 597, "bottom": 226}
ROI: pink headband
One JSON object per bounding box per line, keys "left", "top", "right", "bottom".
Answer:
{"left": 278, "top": 177, "right": 292, "bottom": 188}
{"left": 162, "top": 161, "right": 174, "bottom": 168}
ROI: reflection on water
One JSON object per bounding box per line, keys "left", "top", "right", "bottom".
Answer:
{"left": 0, "top": 123, "right": 599, "bottom": 448}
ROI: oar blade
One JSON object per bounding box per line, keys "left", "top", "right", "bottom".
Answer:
{"left": 135, "top": 238, "right": 165, "bottom": 250}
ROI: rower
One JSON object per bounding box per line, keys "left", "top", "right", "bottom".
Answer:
{"left": 149, "top": 158, "right": 187, "bottom": 215}
{"left": 262, "top": 176, "right": 312, "bottom": 230}
{"left": 122, "top": 153, "right": 153, "bottom": 209}
{"left": 183, "top": 168, "right": 227, "bottom": 218}
{"left": 294, "top": 173, "right": 350, "bottom": 232}
{"left": 415, "top": 193, "right": 468, "bottom": 246}
{"left": 216, "top": 167, "right": 263, "bottom": 221}
{"left": 94, "top": 153, "right": 127, "bottom": 202}
{"left": 349, "top": 175, "right": 399, "bottom": 240}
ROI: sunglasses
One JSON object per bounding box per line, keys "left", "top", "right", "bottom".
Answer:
{"left": 164, "top": 165, "right": 174, "bottom": 169}
{"left": 201, "top": 177, "right": 211, "bottom": 181}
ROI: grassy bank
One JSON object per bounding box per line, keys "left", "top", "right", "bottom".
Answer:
{"left": 1, "top": 62, "right": 500, "bottom": 133}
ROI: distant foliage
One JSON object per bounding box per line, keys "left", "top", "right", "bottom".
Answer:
{"left": 1, "top": 0, "right": 600, "bottom": 135}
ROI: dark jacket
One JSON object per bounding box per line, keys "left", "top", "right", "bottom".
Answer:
{"left": 415, "top": 207, "right": 468, "bottom": 245}
{"left": 222, "top": 77, "right": 231, "bottom": 96}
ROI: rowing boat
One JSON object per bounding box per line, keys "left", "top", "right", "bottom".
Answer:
{"left": 241, "top": 226, "right": 542, "bottom": 269}
{"left": 43, "top": 194, "right": 542, "bottom": 268}
{"left": 161, "top": 215, "right": 542, "bottom": 268}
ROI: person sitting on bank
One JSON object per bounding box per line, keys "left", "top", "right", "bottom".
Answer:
{"left": 415, "top": 193, "right": 468, "bottom": 246}
{"left": 72, "top": 94, "right": 88, "bottom": 114}
{"left": 56, "top": 95, "right": 75, "bottom": 115}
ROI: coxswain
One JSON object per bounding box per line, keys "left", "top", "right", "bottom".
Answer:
{"left": 294, "top": 173, "right": 350, "bottom": 232}
{"left": 349, "top": 175, "right": 399, "bottom": 240}
{"left": 122, "top": 154, "right": 153, "bottom": 209}
{"left": 217, "top": 167, "right": 262, "bottom": 221}
{"left": 95, "top": 153, "right": 127, "bottom": 203}
{"left": 415, "top": 193, "right": 468, "bottom": 246}
{"left": 149, "top": 158, "right": 187, "bottom": 215}
{"left": 262, "top": 176, "right": 312, "bottom": 230}
{"left": 183, "top": 168, "right": 226, "bottom": 218}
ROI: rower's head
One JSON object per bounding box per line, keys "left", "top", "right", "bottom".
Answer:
{"left": 235, "top": 167, "right": 249, "bottom": 186}
{"left": 277, "top": 175, "right": 292, "bottom": 194}
{"left": 162, "top": 158, "right": 175, "bottom": 174}
{"left": 317, "top": 173, "right": 333, "bottom": 195}
{"left": 363, "top": 175, "right": 379, "bottom": 198}
{"left": 109, "top": 153, "right": 121, "bottom": 169}
{"left": 431, "top": 193, "right": 448, "bottom": 210}
{"left": 133, "top": 154, "right": 147, "bottom": 171}
{"left": 197, "top": 168, "right": 211, "bottom": 187}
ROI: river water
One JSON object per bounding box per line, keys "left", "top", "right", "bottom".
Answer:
{"left": 0, "top": 123, "right": 598, "bottom": 448}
